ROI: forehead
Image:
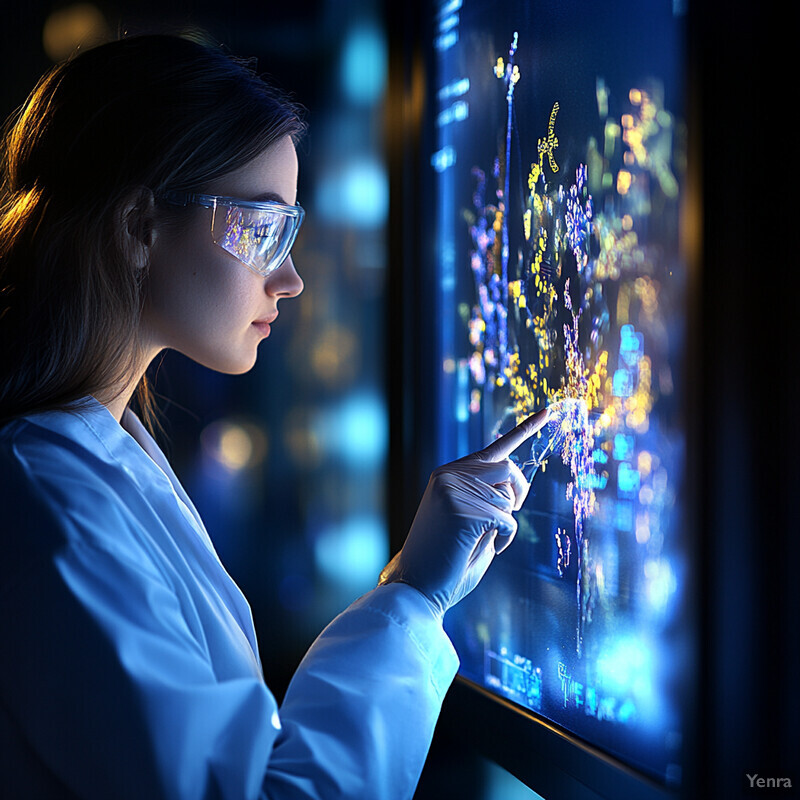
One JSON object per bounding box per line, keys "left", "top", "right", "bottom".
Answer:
{"left": 205, "top": 136, "right": 298, "bottom": 204}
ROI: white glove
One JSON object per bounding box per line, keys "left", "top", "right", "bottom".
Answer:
{"left": 379, "top": 408, "right": 549, "bottom": 617}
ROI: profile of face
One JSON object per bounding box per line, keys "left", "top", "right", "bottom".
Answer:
{"left": 140, "top": 135, "right": 304, "bottom": 374}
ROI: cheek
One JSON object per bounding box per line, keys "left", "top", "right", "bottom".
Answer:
{"left": 146, "top": 224, "right": 257, "bottom": 343}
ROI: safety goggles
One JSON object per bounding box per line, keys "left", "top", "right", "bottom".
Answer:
{"left": 163, "top": 191, "right": 305, "bottom": 277}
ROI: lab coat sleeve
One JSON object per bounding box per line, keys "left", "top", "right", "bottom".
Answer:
{"left": 268, "top": 582, "right": 459, "bottom": 800}
{"left": 0, "top": 448, "right": 459, "bottom": 800}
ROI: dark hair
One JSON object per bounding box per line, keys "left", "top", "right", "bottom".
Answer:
{"left": 0, "top": 34, "right": 305, "bottom": 430}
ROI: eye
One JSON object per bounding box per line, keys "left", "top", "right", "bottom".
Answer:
{"left": 243, "top": 220, "right": 279, "bottom": 240}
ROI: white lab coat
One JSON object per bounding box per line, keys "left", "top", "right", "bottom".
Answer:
{"left": 0, "top": 398, "right": 458, "bottom": 799}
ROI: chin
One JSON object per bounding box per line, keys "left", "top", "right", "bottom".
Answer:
{"left": 193, "top": 347, "right": 258, "bottom": 375}
{"left": 222, "top": 355, "right": 258, "bottom": 375}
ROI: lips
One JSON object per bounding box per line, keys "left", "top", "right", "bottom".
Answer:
{"left": 252, "top": 312, "right": 277, "bottom": 338}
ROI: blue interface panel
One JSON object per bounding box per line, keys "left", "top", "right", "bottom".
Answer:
{"left": 430, "top": 0, "right": 690, "bottom": 785}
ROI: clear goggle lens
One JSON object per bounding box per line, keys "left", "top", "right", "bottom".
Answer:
{"left": 211, "top": 200, "right": 304, "bottom": 277}
{"left": 163, "top": 191, "right": 304, "bottom": 277}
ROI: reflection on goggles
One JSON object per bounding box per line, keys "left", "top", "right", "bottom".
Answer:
{"left": 212, "top": 206, "right": 293, "bottom": 276}
{"left": 162, "top": 191, "right": 305, "bottom": 277}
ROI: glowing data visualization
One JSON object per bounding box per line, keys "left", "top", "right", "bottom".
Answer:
{"left": 430, "top": 0, "right": 689, "bottom": 785}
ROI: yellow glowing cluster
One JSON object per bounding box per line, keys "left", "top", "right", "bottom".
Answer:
{"left": 464, "top": 71, "right": 671, "bottom": 553}
{"left": 468, "top": 313, "right": 486, "bottom": 346}
{"left": 495, "top": 55, "right": 521, "bottom": 85}
{"left": 621, "top": 87, "right": 679, "bottom": 199}
{"left": 509, "top": 279, "right": 527, "bottom": 309}
{"left": 634, "top": 275, "right": 659, "bottom": 320}
{"left": 622, "top": 88, "right": 658, "bottom": 167}
{"left": 593, "top": 219, "right": 641, "bottom": 282}
{"left": 625, "top": 355, "right": 653, "bottom": 433}
{"left": 505, "top": 352, "right": 534, "bottom": 420}
{"left": 586, "top": 351, "right": 609, "bottom": 412}
{"left": 528, "top": 161, "right": 541, "bottom": 192}
{"left": 492, "top": 209, "right": 504, "bottom": 239}
{"left": 562, "top": 332, "right": 585, "bottom": 403}
{"left": 537, "top": 102, "right": 560, "bottom": 175}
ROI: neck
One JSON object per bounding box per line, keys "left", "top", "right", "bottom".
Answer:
{"left": 101, "top": 388, "right": 137, "bottom": 424}
{"left": 95, "top": 345, "right": 162, "bottom": 423}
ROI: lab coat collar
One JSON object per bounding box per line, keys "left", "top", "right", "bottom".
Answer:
{"left": 20, "top": 396, "right": 208, "bottom": 543}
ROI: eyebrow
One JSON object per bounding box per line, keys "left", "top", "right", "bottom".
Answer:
{"left": 250, "top": 191, "right": 288, "bottom": 204}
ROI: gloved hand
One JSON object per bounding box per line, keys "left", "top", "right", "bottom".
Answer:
{"left": 378, "top": 408, "right": 549, "bottom": 617}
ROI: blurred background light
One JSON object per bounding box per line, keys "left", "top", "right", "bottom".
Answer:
{"left": 42, "top": 3, "right": 111, "bottom": 61}
{"left": 201, "top": 418, "right": 269, "bottom": 472}
{"left": 313, "top": 513, "right": 388, "bottom": 591}
{"left": 316, "top": 391, "right": 388, "bottom": 467}
{"left": 340, "top": 22, "right": 387, "bottom": 105}
{"left": 310, "top": 324, "right": 360, "bottom": 386}
{"left": 315, "top": 157, "right": 389, "bottom": 228}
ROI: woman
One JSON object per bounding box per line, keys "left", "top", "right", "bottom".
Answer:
{"left": 0, "top": 34, "right": 546, "bottom": 799}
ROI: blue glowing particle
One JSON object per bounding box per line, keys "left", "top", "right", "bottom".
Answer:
{"left": 592, "top": 448, "right": 609, "bottom": 464}
{"left": 612, "top": 368, "right": 633, "bottom": 397}
{"left": 617, "top": 462, "right": 641, "bottom": 495}
{"left": 620, "top": 324, "right": 644, "bottom": 366}
{"left": 613, "top": 434, "right": 634, "bottom": 461}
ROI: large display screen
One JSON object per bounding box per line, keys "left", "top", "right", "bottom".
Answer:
{"left": 429, "top": 0, "right": 690, "bottom": 786}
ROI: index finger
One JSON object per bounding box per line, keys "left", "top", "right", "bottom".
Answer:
{"left": 480, "top": 407, "right": 550, "bottom": 462}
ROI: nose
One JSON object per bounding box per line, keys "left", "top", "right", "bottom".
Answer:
{"left": 266, "top": 256, "right": 304, "bottom": 298}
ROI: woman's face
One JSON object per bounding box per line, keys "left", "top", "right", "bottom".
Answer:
{"left": 141, "top": 135, "right": 304, "bottom": 374}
